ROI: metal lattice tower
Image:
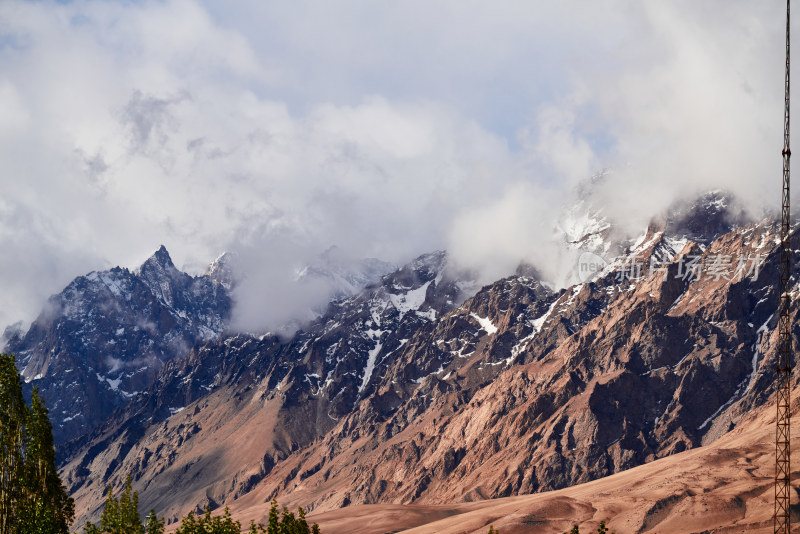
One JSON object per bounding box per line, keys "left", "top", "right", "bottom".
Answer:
{"left": 776, "top": 0, "right": 793, "bottom": 532}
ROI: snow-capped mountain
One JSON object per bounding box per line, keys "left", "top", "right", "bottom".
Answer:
{"left": 659, "top": 190, "right": 752, "bottom": 245}
{"left": 2, "top": 243, "right": 406, "bottom": 447}
{"left": 204, "top": 252, "right": 238, "bottom": 291}
{"left": 3, "top": 246, "right": 233, "bottom": 445}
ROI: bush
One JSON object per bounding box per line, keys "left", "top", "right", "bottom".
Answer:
{"left": 251, "top": 500, "right": 319, "bottom": 534}
{"left": 83, "top": 474, "right": 320, "bottom": 534}
{"left": 562, "top": 521, "right": 615, "bottom": 534}
{"left": 175, "top": 506, "right": 240, "bottom": 534}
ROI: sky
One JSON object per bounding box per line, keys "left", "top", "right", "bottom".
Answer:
{"left": 0, "top": 0, "right": 793, "bottom": 332}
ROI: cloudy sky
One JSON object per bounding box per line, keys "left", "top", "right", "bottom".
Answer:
{"left": 0, "top": 0, "right": 791, "bottom": 332}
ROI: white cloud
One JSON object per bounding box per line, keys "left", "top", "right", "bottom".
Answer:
{"left": 0, "top": 0, "right": 792, "bottom": 333}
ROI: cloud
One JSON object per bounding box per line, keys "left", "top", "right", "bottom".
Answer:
{"left": 583, "top": 2, "right": 783, "bottom": 231}
{"left": 453, "top": 0, "right": 791, "bottom": 284}
{"left": 0, "top": 0, "right": 792, "bottom": 333}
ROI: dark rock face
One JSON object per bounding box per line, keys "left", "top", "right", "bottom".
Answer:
{"left": 660, "top": 190, "right": 751, "bottom": 244}
{"left": 4, "top": 246, "right": 233, "bottom": 445}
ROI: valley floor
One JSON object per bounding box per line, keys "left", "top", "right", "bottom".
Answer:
{"left": 303, "top": 402, "right": 796, "bottom": 534}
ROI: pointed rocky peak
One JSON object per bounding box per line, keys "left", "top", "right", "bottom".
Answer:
{"left": 407, "top": 250, "right": 447, "bottom": 281}
{"left": 374, "top": 251, "right": 476, "bottom": 319}
{"left": 142, "top": 245, "right": 175, "bottom": 271}
{"left": 515, "top": 261, "right": 542, "bottom": 279}
{"left": 137, "top": 245, "right": 183, "bottom": 284}
{"left": 136, "top": 245, "right": 192, "bottom": 308}
{"left": 1, "top": 321, "right": 24, "bottom": 350}
{"left": 555, "top": 170, "right": 619, "bottom": 257}
{"left": 381, "top": 251, "right": 447, "bottom": 294}
{"left": 206, "top": 251, "right": 233, "bottom": 272}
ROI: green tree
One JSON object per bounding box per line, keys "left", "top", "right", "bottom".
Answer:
{"left": 261, "top": 500, "right": 319, "bottom": 534}
{"left": 174, "top": 506, "right": 241, "bottom": 534}
{"left": 0, "top": 353, "right": 28, "bottom": 534}
{"left": 87, "top": 488, "right": 321, "bottom": 534}
{"left": 563, "top": 522, "right": 614, "bottom": 534}
{"left": 175, "top": 506, "right": 242, "bottom": 534}
{"left": 99, "top": 484, "right": 120, "bottom": 532}
{"left": 22, "top": 388, "right": 75, "bottom": 533}
{"left": 117, "top": 476, "right": 142, "bottom": 533}
{"left": 84, "top": 475, "right": 147, "bottom": 534}
{"left": 487, "top": 526, "right": 499, "bottom": 534}
{"left": 143, "top": 510, "right": 164, "bottom": 534}
{"left": 0, "top": 353, "right": 74, "bottom": 534}
{"left": 267, "top": 499, "right": 280, "bottom": 534}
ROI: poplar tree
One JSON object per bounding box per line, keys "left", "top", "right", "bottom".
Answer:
{"left": 23, "top": 388, "right": 75, "bottom": 532}
{"left": 264, "top": 500, "right": 319, "bottom": 534}
{"left": 0, "top": 354, "right": 27, "bottom": 534}
{"left": 0, "top": 353, "right": 74, "bottom": 534}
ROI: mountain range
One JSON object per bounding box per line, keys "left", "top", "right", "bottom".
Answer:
{"left": 4, "top": 188, "right": 797, "bottom": 532}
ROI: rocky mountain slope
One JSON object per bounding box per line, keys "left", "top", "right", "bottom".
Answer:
{"left": 309, "top": 390, "right": 799, "bottom": 533}
{"left": 56, "top": 192, "right": 795, "bottom": 531}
